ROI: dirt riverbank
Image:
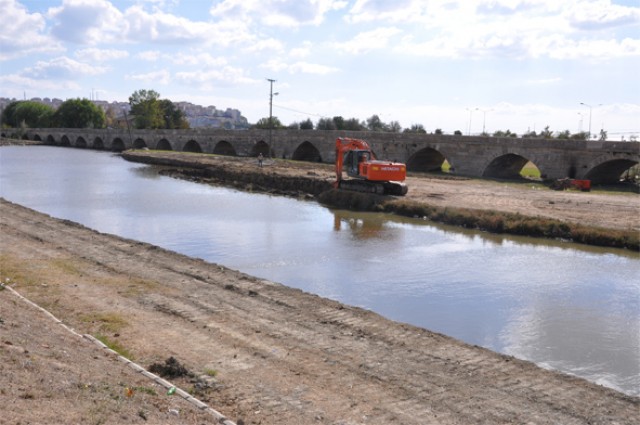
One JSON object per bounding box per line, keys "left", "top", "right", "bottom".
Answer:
{"left": 122, "top": 150, "right": 639, "bottom": 249}
{"left": 1, "top": 198, "right": 638, "bottom": 424}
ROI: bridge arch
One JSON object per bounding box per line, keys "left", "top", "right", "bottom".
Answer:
{"left": 483, "top": 153, "right": 542, "bottom": 180}
{"left": 46, "top": 135, "right": 56, "bottom": 145}
{"left": 75, "top": 136, "right": 87, "bottom": 148}
{"left": 111, "top": 138, "right": 125, "bottom": 151}
{"left": 183, "top": 139, "right": 202, "bottom": 153}
{"left": 406, "top": 147, "right": 449, "bottom": 172}
{"left": 292, "top": 141, "right": 322, "bottom": 162}
{"left": 33, "top": 134, "right": 42, "bottom": 141}
{"left": 92, "top": 137, "right": 104, "bottom": 150}
{"left": 133, "top": 138, "right": 147, "bottom": 149}
{"left": 60, "top": 135, "right": 71, "bottom": 146}
{"left": 249, "top": 141, "right": 269, "bottom": 157}
{"left": 156, "top": 138, "right": 172, "bottom": 151}
{"left": 214, "top": 140, "right": 236, "bottom": 156}
{"left": 585, "top": 158, "right": 639, "bottom": 184}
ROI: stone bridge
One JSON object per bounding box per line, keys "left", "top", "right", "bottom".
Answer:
{"left": 15, "top": 128, "right": 640, "bottom": 184}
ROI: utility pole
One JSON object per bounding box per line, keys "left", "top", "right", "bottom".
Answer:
{"left": 267, "top": 78, "right": 278, "bottom": 157}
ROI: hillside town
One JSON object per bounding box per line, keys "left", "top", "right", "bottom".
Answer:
{"left": 0, "top": 97, "right": 249, "bottom": 130}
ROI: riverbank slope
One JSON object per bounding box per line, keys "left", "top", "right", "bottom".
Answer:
{"left": 1, "top": 198, "right": 638, "bottom": 424}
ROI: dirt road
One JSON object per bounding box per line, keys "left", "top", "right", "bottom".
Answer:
{"left": 1, "top": 198, "right": 638, "bottom": 424}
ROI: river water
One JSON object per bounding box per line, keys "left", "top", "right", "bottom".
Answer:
{"left": 1, "top": 145, "right": 638, "bottom": 396}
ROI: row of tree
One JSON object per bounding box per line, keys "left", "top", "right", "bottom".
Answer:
{"left": 253, "top": 115, "right": 604, "bottom": 140}
{"left": 0, "top": 89, "right": 608, "bottom": 141}
{"left": 1, "top": 90, "right": 188, "bottom": 131}
{"left": 254, "top": 114, "right": 427, "bottom": 134}
{"left": 1, "top": 98, "right": 105, "bottom": 129}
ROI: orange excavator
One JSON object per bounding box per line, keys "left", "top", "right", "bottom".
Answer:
{"left": 334, "top": 137, "right": 408, "bottom": 196}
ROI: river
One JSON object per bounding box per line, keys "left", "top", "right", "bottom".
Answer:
{"left": 1, "top": 145, "right": 638, "bottom": 396}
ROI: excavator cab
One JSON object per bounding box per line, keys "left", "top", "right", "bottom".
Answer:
{"left": 344, "top": 150, "right": 372, "bottom": 178}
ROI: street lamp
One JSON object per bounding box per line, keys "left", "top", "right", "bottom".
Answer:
{"left": 577, "top": 112, "right": 585, "bottom": 133}
{"left": 479, "top": 108, "right": 493, "bottom": 135}
{"left": 580, "top": 102, "right": 602, "bottom": 140}
{"left": 466, "top": 107, "right": 478, "bottom": 136}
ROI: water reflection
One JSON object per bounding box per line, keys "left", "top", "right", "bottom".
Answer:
{"left": 1, "top": 145, "right": 638, "bottom": 396}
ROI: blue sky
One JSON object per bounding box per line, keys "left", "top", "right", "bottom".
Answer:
{"left": 1, "top": 0, "right": 639, "bottom": 138}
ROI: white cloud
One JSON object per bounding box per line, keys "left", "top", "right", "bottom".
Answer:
{"left": 289, "top": 41, "right": 313, "bottom": 58}
{"left": 174, "top": 66, "right": 258, "bottom": 89}
{"left": 567, "top": 0, "right": 640, "bottom": 30}
{"left": 0, "top": 0, "right": 63, "bottom": 60}
{"left": 23, "top": 56, "right": 106, "bottom": 80}
{"left": 244, "top": 38, "right": 285, "bottom": 53}
{"left": 0, "top": 73, "right": 81, "bottom": 94}
{"left": 210, "top": 0, "right": 348, "bottom": 28}
{"left": 126, "top": 69, "right": 171, "bottom": 85}
{"left": 261, "top": 59, "right": 339, "bottom": 75}
{"left": 346, "top": 0, "right": 425, "bottom": 23}
{"left": 47, "top": 0, "right": 126, "bottom": 45}
{"left": 75, "top": 48, "right": 129, "bottom": 62}
{"left": 137, "top": 50, "right": 162, "bottom": 61}
{"left": 335, "top": 27, "right": 402, "bottom": 54}
{"left": 345, "top": 0, "right": 640, "bottom": 60}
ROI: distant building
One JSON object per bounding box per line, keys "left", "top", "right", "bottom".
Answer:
{"left": 0, "top": 97, "right": 249, "bottom": 129}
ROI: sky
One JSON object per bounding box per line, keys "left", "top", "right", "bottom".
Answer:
{"left": 1, "top": 0, "right": 639, "bottom": 138}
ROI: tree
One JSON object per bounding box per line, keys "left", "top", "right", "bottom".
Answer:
{"left": 299, "top": 118, "right": 314, "bottom": 130}
{"left": 454, "top": 130, "right": 463, "bottom": 135}
{"left": 388, "top": 120, "right": 402, "bottom": 133}
{"left": 343, "top": 117, "right": 364, "bottom": 131}
{"left": 2, "top": 101, "right": 54, "bottom": 128}
{"left": 332, "top": 116, "right": 345, "bottom": 130}
{"left": 53, "top": 98, "right": 105, "bottom": 128}
{"left": 570, "top": 131, "right": 588, "bottom": 140}
{"left": 316, "top": 117, "right": 336, "bottom": 130}
{"left": 366, "top": 114, "right": 386, "bottom": 131}
{"left": 540, "top": 126, "right": 553, "bottom": 139}
{"left": 129, "top": 89, "right": 163, "bottom": 129}
{"left": 403, "top": 124, "right": 426, "bottom": 134}
{"left": 254, "top": 117, "right": 283, "bottom": 129}
{"left": 158, "top": 99, "right": 189, "bottom": 129}
{"left": 556, "top": 130, "right": 571, "bottom": 139}
{"left": 435, "top": 128, "right": 443, "bottom": 135}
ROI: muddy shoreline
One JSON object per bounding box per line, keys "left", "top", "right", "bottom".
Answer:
{"left": 121, "top": 150, "right": 639, "bottom": 251}
{"left": 1, "top": 198, "right": 638, "bottom": 424}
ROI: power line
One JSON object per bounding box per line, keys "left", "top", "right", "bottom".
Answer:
{"left": 273, "top": 104, "right": 328, "bottom": 119}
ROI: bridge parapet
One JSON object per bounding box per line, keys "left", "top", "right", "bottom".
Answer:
{"left": 19, "top": 128, "right": 640, "bottom": 184}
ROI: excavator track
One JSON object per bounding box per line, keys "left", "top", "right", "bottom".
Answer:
{"left": 339, "top": 180, "right": 408, "bottom": 196}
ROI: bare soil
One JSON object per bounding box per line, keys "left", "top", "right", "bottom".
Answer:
{"left": 1, "top": 149, "right": 639, "bottom": 424}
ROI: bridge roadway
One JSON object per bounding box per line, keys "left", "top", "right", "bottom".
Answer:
{"left": 16, "top": 128, "right": 640, "bottom": 183}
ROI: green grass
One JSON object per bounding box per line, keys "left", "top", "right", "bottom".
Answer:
{"left": 94, "top": 334, "right": 134, "bottom": 360}
{"left": 203, "top": 368, "right": 218, "bottom": 377}
{"left": 520, "top": 161, "right": 541, "bottom": 179}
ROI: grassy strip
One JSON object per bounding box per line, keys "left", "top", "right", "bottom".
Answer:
{"left": 94, "top": 334, "right": 135, "bottom": 360}
{"left": 318, "top": 190, "right": 639, "bottom": 251}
